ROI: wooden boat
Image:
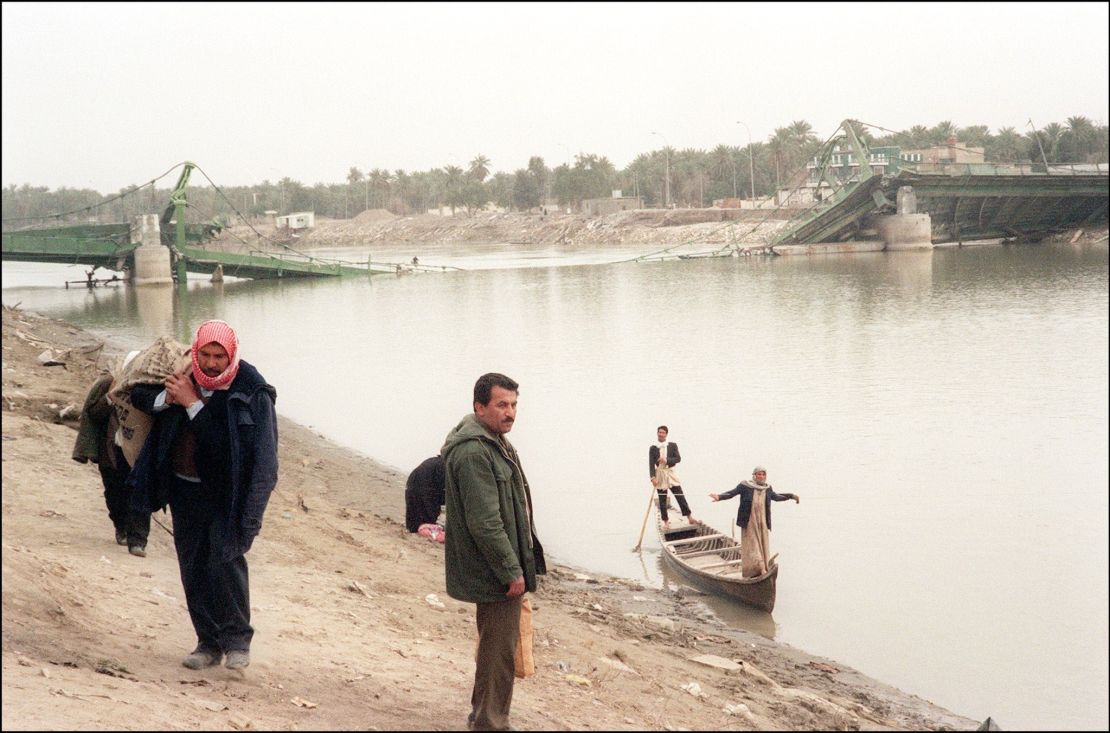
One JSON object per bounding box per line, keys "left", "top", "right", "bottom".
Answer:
{"left": 658, "top": 519, "right": 778, "bottom": 613}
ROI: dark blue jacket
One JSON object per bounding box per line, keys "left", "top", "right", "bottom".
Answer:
{"left": 717, "top": 481, "right": 796, "bottom": 529}
{"left": 128, "top": 361, "right": 278, "bottom": 561}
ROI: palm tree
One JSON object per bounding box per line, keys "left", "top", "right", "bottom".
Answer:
{"left": 1096, "top": 124, "right": 1110, "bottom": 164}
{"left": 989, "top": 127, "right": 1023, "bottom": 163}
{"left": 526, "top": 156, "right": 548, "bottom": 203}
{"left": 767, "top": 128, "right": 792, "bottom": 192}
{"left": 1063, "top": 116, "right": 1096, "bottom": 163}
{"left": 1039, "top": 123, "right": 1065, "bottom": 162}
{"left": 930, "top": 120, "right": 957, "bottom": 145}
{"left": 443, "top": 165, "right": 464, "bottom": 215}
{"left": 711, "top": 144, "right": 738, "bottom": 197}
{"left": 907, "top": 125, "right": 931, "bottom": 149}
{"left": 346, "top": 167, "right": 364, "bottom": 215}
{"left": 468, "top": 155, "right": 491, "bottom": 182}
{"left": 958, "top": 125, "right": 991, "bottom": 148}
{"left": 368, "top": 169, "right": 391, "bottom": 209}
{"left": 620, "top": 152, "right": 661, "bottom": 205}
{"left": 788, "top": 120, "right": 818, "bottom": 149}
{"left": 393, "top": 169, "right": 410, "bottom": 214}
{"left": 765, "top": 121, "right": 822, "bottom": 193}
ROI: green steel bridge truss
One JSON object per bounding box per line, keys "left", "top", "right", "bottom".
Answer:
{"left": 2, "top": 162, "right": 391, "bottom": 279}
{"left": 772, "top": 121, "right": 1108, "bottom": 246}
{"left": 0, "top": 223, "right": 387, "bottom": 279}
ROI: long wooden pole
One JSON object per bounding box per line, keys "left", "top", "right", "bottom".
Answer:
{"left": 632, "top": 484, "right": 658, "bottom": 552}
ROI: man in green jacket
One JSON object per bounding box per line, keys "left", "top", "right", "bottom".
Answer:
{"left": 442, "top": 373, "right": 545, "bottom": 731}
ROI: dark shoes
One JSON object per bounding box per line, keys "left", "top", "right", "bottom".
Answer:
{"left": 182, "top": 648, "right": 249, "bottom": 671}
{"left": 115, "top": 528, "right": 128, "bottom": 546}
{"left": 225, "top": 650, "right": 250, "bottom": 670}
{"left": 182, "top": 649, "right": 222, "bottom": 670}
{"left": 467, "top": 712, "right": 515, "bottom": 731}
{"left": 128, "top": 544, "right": 146, "bottom": 558}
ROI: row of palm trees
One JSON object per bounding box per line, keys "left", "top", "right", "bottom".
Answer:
{"left": 3, "top": 117, "right": 1107, "bottom": 226}
{"left": 285, "top": 115, "right": 1108, "bottom": 217}
{"left": 859, "top": 116, "right": 1107, "bottom": 166}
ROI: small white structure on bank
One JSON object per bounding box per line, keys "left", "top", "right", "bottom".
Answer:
{"left": 275, "top": 211, "right": 315, "bottom": 230}
{"left": 582, "top": 190, "right": 643, "bottom": 216}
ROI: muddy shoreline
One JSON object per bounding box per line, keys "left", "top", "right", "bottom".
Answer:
{"left": 2, "top": 303, "right": 977, "bottom": 730}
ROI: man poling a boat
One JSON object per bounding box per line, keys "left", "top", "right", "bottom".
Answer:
{"left": 709, "top": 466, "right": 799, "bottom": 579}
{"left": 648, "top": 425, "right": 699, "bottom": 529}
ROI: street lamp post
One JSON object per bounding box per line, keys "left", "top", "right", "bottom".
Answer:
{"left": 736, "top": 121, "right": 756, "bottom": 203}
{"left": 651, "top": 131, "right": 670, "bottom": 208}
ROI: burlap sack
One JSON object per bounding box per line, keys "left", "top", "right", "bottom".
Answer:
{"left": 107, "top": 336, "right": 190, "bottom": 467}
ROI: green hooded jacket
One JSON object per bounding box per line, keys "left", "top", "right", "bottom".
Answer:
{"left": 441, "top": 414, "right": 545, "bottom": 603}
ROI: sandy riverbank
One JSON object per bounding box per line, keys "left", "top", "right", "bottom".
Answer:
{"left": 209, "top": 208, "right": 795, "bottom": 253}
{"left": 206, "top": 208, "right": 1108, "bottom": 267}
{"left": 1, "top": 304, "right": 977, "bottom": 731}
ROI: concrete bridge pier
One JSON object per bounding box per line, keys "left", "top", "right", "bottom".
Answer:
{"left": 875, "top": 186, "right": 933, "bottom": 251}
{"left": 130, "top": 214, "right": 173, "bottom": 284}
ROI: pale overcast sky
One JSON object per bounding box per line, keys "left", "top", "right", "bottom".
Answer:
{"left": 3, "top": 1, "right": 1107, "bottom": 192}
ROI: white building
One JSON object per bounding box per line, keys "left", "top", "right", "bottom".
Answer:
{"left": 275, "top": 211, "right": 315, "bottom": 230}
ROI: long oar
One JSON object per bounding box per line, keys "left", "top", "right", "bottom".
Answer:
{"left": 632, "top": 484, "right": 658, "bottom": 552}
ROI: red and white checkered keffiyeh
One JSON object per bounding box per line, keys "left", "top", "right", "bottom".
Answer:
{"left": 191, "top": 320, "right": 240, "bottom": 391}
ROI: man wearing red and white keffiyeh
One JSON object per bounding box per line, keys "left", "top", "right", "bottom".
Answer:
{"left": 128, "top": 319, "right": 278, "bottom": 673}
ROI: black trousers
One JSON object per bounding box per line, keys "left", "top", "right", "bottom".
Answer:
{"left": 657, "top": 485, "right": 691, "bottom": 521}
{"left": 168, "top": 475, "right": 253, "bottom": 654}
{"left": 99, "top": 444, "right": 150, "bottom": 546}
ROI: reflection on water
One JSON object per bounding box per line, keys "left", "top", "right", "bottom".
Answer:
{"left": 653, "top": 551, "right": 779, "bottom": 640}
{"left": 2, "top": 242, "right": 1107, "bottom": 731}
{"left": 132, "top": 283, "right": 176, "bottom": 338}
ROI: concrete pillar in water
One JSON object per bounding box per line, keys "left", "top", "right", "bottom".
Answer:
{"left": 875, "top": 186, "right": 932, "bottom": 250}
{"left": 211, "top": 265, "right": 224, "bottom": 283}
{"left": 130, "top": 214, "right": 173, "bottom": 284}
{"left": 896, "top": 185, "right": 917, "bottom": 214}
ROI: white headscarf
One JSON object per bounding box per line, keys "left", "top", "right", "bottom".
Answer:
{"left": 748, "top": 465, "right": 769, "bottom": 488}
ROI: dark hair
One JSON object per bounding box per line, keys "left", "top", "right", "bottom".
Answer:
{"left": 473, "top": 373, "right": 519, "bottom": 406}
{"left": 657, "top": 425, "right": 669, "bottom": 433}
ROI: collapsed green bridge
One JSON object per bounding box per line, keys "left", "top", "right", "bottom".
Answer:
{"left": 0, "top": 222, "right": 386, "bottom": 280}
{"left": 771, "top": 120, "right": 1108, "bottom": 250}
{"left": 3, "top": 144, "right": 1108, "bottom": 278}
{"left": 1, "top": 162, "right": 393, "bottom": 282}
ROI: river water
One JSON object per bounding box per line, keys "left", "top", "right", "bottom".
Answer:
{"left": 3, "top": 241, "right": 1107, "bottom": 730}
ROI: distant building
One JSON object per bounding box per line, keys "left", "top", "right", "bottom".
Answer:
{"left": 796, "top": 136, "right": 992, "bottom": 203}
{"left": 582, "top": 196, "right": 643, "bottom": 216}
{"left": 902, "top": 136, "right": 986, "bottom": 172}
{"left": 805, "top": 145, "right": 906, "bottom": 186}
{"left": 275, "top": 211, "right": 315, "bottom": 230}
{"left": 426, "top": 203, "right": 509, "bottom": 216}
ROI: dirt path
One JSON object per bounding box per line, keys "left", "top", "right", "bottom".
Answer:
{"left": 1, "top": 304, "right": 975, "bottom": 731}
